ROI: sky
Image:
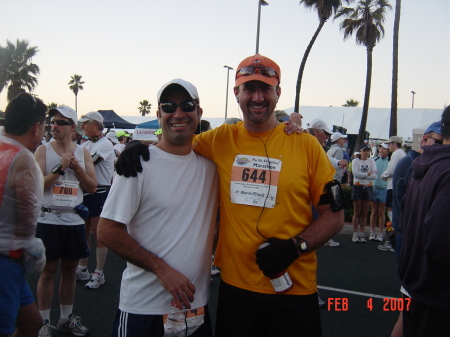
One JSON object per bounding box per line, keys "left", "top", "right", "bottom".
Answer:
{"left": 1, "top": 0, "right": 449, "bottom": 122}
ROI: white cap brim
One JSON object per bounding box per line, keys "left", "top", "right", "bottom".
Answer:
{"left": 157, "top": 79, "right": 199, "bottom": 103}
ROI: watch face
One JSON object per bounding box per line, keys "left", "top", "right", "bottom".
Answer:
{"left": 296, "top": 238, "right": 307, "bottom": 252}
{"left": 300, "top": 241, "right": 307, "bottom": 251}
{"left": 52, "top": 164, "right": 62, "bottom": 174}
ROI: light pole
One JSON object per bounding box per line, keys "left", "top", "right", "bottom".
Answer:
{"left": 256, "top": 0, "right": 269, "bottom": 54}
{"left": 224, "top": 65, "right": 233, "bottom": 119}
{"left": 411, "top": 91, "right": 416, "bottom": 108}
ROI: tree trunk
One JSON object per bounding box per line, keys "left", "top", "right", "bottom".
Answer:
{"left": 355, "top": 47, "right": 373, "bottom": 152}
{"left": 294, "top": 20, "right": 326, "bottom": 113}
{"left": 7, "top": 85, "right": 25, "bottom": 102}
{"left": 75, "top": 94, "right": 78, "bottom": 112}
{"left": 389, "top": 0, "right": 401, "bottom": 137}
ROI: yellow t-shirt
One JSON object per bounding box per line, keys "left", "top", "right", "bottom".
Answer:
{"left": 193, "top": 122, "right": 335, "bottom": 295}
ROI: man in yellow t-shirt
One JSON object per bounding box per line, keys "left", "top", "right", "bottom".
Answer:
{"left": 117, "top": 54, "right": 344, "bottom": 337}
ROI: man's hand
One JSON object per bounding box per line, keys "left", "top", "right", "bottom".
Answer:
{"left": 155, "top": 264, "right": 196, "bottom": 310}
{"left": 116, "top": 141, "right": 150, "bottom": 177}
{"left": 338, "top": 159, "right": 348, "bottom": 169}
{"left": 23, "top": 238, "right": 46, "bottom": 273}
{"left": 69, "top": 155, "right": 82, "bottom": 172}
{"left": 283, "top": 112, "right": 304, "bottom": 134}
{"left": 255, "top": 237, "right": 300, "bottom": 277}
{"left": 61, "top": 153, "right": 74, "bottom": 171}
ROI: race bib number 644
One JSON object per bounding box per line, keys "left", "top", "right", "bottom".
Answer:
{"left": 230, "top": 155, "right": 282, "bottom": 208}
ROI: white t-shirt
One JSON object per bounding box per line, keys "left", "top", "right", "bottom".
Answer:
{"left": 381, "top": 148, "right": 406, "bottom": 189}
{"left": 327, "top": 144, "right": 344, "bottom": 182}
{"left": 82, "top": 136, "right": 114, "bottom": 186}
{"left": 39, "top": 143, "right": 85, "bottom": 225}
{"left": 101, "top": 145, "right": 219, "bottom": 315}
{"left": 352, "top": 158, "right": 377, "bottom": 185}
{"left": 113, "top": 143, "right": 126, "bottom": 155}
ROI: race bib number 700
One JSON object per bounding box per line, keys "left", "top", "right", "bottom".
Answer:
{"left": 52, "top": 180, "right": 79, "bottom": 208}
{"left": 230, "top": 155, "right": 282, "bottom": 208}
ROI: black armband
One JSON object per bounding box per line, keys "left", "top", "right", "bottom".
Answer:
{"left": 51, "top": 164, "right": 65, "bottom": 176}
{"left": 318, "top": 180, "right": 344, "bottom": 212}
{"left": 92, "top": 151, "right": 101, "bottom": 165}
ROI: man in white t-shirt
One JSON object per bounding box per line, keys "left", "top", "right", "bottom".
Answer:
{"left": 113, "top": 131, "right": 129, "bottom": 156}
{"left": 327, "top": 132, "right": 348, "bottom": 182}
{"left": 76, "top": 111, "right": 115, "bottom": 289}
{"left": 98, "top": 79, "right": 219, "bottom": 337}
{"left": 381, "top": 136, "right": 406, "bottom": 222}
{"left": 34, "top": 106, "right": 97, "bottom": 336}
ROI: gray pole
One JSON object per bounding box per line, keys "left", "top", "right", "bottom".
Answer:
{"left": 411, "top": 91, "right": 416, "bottom": 108}
{"left": 256, "top": 1, "right": 269, "bottom": 54}
{"left": 224, "top": 66, "right": 233, "bottom": 119}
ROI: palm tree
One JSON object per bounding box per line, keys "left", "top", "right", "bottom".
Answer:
{"left": 138, "top": 100, "right": 152, "bottom": 116}
{"left": 294, "top": 0, "right": 354, "bottom": 112}
{"left": 68, "top": 74, "right": 84, "bottom": 112}
{"left": 389, "top": 0, "right": 401, "bottom": 137}
{"left": 343, "top": 98, "right": 360, "bottom": 107}
{"left": 335, "top": 0, "right": 392, "bottom": 151}
{"left": 47, "top": 102, "right": 58, "bottom": 109}
{"left": 0, "top": 39, "right": 40, "bottom": 101}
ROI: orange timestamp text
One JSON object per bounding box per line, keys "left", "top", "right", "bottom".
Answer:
{"left": 326, "top": 297, "right": 411, "bottom": 311}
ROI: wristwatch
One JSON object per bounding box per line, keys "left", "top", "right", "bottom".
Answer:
{"left": 294, "top": 237, "right": 308, "bottom": 254}
{"left": 51, "top": 164, "right": 65, "bottom": 176}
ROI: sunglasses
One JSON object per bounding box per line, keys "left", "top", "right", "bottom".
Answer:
{"left": 159, "top": 101, "right": 198, "bottom": 113}
{"left": 236, "top": 66, "right": 279, "bottom": 80}
{"left": 50, "top": 119, "right": 74, "bottom": 126}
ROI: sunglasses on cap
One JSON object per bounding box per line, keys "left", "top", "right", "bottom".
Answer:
{"left": 159, "top": 101, "right": 198, "bottom": 113}
{"left": 236, "top": 66, "right": 279, "bottom": 80}
{"left": 50, "top": 119, "right": 74, "bottom": 126}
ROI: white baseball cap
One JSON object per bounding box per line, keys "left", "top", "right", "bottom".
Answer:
{"left": 310, "top": 119, "right": 333, "bottom": 135}
{"left": 49, "top": 106, "right": 78, "bottom": 124}
{"left": 106, "top": 131, "right": 119, "bottom": 144}
{"left": 331, "top": 132, "right": 348, "bottom": 142}
{"left": 78, "top": 111, "right": 104, "bottom": 124}
{"left": 157, "top": 79, "right": 199, "bottom": 103}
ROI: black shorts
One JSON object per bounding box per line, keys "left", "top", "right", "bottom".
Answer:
{"left": 385, "top": 189, "right": 393, "bottom": 208}
{"left": 82, "top": 189, "right": 109, "bottom": 218}
{"left": 112, "top": 306, "right": 212, "bottom": 337}
{"left": 215, "top": 280, "right": 321, "bottom": 337}
{"left": 351, "top": 185, "right": 373, "bottom": 201}
{"left": 36, "top": 223, "right": 90, "bottom": 262}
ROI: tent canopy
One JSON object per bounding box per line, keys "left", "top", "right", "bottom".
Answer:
{"left": 137, "top": 119, "right": 160, "bottom": 129}
{"left": 98, "top": 110, "right": 137, "bottom": 129}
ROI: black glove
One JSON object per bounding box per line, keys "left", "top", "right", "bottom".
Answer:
{"left": 255, "top": 237, "right": 300, "bottom": 277}
{"left": 116, "top": 141, "right": 150, "bottom": 177}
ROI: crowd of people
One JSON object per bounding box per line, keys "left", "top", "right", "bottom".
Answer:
{"left": 0, "top": 53, "right": 449, "bottom": 337}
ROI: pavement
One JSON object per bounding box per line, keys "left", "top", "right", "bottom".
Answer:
{"left": 25, "top": 224, "right": 402, "bottom": 337}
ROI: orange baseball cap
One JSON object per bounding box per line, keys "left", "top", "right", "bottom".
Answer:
{"left": 235, "top": 54, "right": 281, "bottom": 87}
